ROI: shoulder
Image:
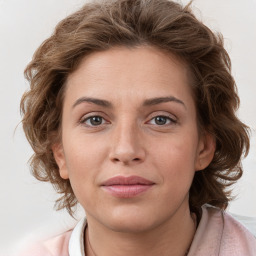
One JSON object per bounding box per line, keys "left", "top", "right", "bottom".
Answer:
{"left": 17, "top": 217, "right": 87, "bottom": 256}
{"left": 221, "top": 208, "right": 256, "bottom": 254}
{"left": 17, "top": 229, "right": 72, "bottom": 256}
{"left": 188, "top": 204, "right": 256, "bottom": 256}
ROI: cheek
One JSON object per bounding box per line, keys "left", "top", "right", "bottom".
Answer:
{"left": 63, "top": 134, "right": 106, "bottom": 182}
{"left": 150, "top": 134, "right": 198, "bottom": 185}
{"left": 62, "top": 137, "right": 102, "bottom": 209}
{"left": 152, "top": 133, "right": 198, "bottom": 166}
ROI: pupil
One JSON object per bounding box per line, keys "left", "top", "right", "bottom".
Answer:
{"left": 155, "top": 116, "right": 167, "bottom": 125}
{"left": 91, "top": 116, "right": 102, "bottom": 125}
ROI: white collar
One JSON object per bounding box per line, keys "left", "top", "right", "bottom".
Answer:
{"left": 69, "top": 217, "right": 87, "bottom": 256}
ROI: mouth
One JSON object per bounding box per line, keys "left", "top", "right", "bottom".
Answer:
{"left": 101, "top": 175, "right": 155, "bottom": 198}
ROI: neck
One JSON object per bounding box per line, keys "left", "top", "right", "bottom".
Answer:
{"left": 85, "top": 203, "right": 196, "bottom": 256}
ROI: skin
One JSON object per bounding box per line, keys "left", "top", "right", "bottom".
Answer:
{"left": 53, "top": 46, "right": 215, "bottom": 256}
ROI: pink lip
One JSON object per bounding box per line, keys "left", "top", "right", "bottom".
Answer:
{"left": 101, "top": 176, "right": 155, "bottom": 198}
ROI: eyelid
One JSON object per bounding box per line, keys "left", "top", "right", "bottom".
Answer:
{"left": 146, "top": 112, "right": 178, "bottom": 126}
{"left": 79, "top": 112, "right": 110, "bottom": 126}
{"left": 147, "top": 111, "right": 177, "bottom": 121}
{"left": 148, "top": 116, "right": 176, "bottom": 125}
{"left": 78, "top": 111, "right": 177, "bottom": 127}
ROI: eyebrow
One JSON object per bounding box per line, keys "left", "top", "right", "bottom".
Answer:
{"left": 143, "top": 96, "right": 186, "bottom": 108}
{"left": 72, "top": 97, "right": 112, "bottom": 108}
{"left": 72, "top": 96, "right": 185, "bottom": 109}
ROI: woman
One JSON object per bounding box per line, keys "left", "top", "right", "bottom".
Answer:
{"left": 20, "top": 0, "right": 256, "bottom": 255}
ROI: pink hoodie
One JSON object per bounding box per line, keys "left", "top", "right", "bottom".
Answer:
{"left": 18, "top": 205, "right": 256, "bottom": 256}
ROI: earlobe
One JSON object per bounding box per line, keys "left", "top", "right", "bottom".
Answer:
{"left": 52, "top": 143, "right": 69, "bottom": 179}
{"left": 195, "top": 132, "right": 216, "bottom": 171}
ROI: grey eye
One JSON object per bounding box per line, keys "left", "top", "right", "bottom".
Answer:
{"left": 149, "top": 116, "right": 173, "bottom": 126}
{"left": 85, "top": 116, "right": 104, "bottom": 126}
{"left": 154, "top": 116, "right": 168, "bottom": 125}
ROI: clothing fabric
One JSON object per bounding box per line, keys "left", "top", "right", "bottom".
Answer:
{"left": 18, "top": 205, "right": 256, "bottom": 256}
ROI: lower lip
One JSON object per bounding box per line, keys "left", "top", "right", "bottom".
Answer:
{"left": 102, "top": 185, "right": 153, "bottom": 198}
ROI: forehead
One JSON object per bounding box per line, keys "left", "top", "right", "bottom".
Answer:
{"left": 65, "top": 46, "right": 193, "bottom": 106}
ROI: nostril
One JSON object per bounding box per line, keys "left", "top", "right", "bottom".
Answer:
{"left": 112, "top": 157, "right": 141, "bottom": 164}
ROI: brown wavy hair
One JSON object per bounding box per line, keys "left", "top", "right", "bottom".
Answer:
{"left": 21, "top": 0, "right": 250, "bottom": 216}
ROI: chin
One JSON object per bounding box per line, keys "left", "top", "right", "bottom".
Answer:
{"left": 108, "top": 219, "right": 156, "bottom": 234}
{"left": 101, "top": 206, "right": 163, "bottom": 234}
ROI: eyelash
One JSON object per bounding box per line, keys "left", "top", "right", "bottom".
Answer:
{"left": 147, "top": 115, "right": 177, "bottom": 126}
{"left": 80, "top": 115, "right": 108, "bottom": 127}
{"left": 80, "top": 114, "right": 177, "bottom": 128}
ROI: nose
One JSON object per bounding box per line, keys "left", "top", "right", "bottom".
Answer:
{"left": 109, "top": 121, "right": 146, "bottom": 165}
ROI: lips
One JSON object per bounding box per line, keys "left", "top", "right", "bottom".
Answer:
{"left": 101, "top": 176, "right": 155, "bottom": 198}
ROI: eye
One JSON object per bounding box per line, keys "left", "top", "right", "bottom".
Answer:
{"left": 82, "top": 116, "right": 107, "bottom": 126}
{"left": 148, "top": 115, "right": 176, "bottom": 126}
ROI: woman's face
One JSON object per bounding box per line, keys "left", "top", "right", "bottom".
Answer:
{"left": 53, "top": 46, "right": 214, "bottom": 233}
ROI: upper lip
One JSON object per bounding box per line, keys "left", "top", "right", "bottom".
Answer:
{"left": 101, "top": 175, "right": 155, "bottom": 186}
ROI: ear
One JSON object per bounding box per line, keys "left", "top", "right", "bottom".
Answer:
{"left": 195, "top": 132, "right": 216, "bottom": 171}
{"left": 52, "top": 143, "right": 69, "bottom": 179}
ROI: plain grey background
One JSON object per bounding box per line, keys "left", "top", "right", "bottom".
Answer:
{"left": 0, "top": 0, "right": 256, "bottom": 255}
